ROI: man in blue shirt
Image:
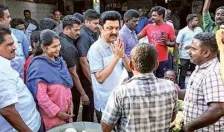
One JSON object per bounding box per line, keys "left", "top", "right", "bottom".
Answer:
{"left": 119, "top": 9, "right": 139, "bottom": 58}
{"left": 87, "top": 11, "right": 130, "bottom": 122}
{"left": 176, "top": 14, "right": 203, "bottom": 89}
{"left": 135, "top": 6, "right": 148, "bottom": 34}
{"left": 0, "top": 5, "right": 29, "bottom": 80}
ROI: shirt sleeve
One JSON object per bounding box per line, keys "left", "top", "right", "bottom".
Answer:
{"left": 101, "top": 88, "right": 121, "bottom": 125}
{"left": 140, "top": 25, "right": 149, "bottom": 37}
{"left": 197, "top": 27, "right": 203, "bottom": 33}
{"left": 87, "top": 47, "right": 104, "bottom": 73}
{"left": 36, "top": 81, "right": 60, "bottom": 117}
{"left": 21, "top": 32, "right": 29, "bottom": 59}
{"left": 0, "top": 79, "right": 18, "bottom": 109}
{"left": 76, "top": 34, "right": 90, "bottom": 57}
{"left": 203, "top": 70, "right": 224, "bottom": 104}
{"left": 35, "top": 21, "right": 39, "bottom": 28}
{"left": 60, "top": 43, "right": 78, "bottom": 68}
{"left": 168, "top": 26, "right": 176, "bottom": 41}
{"left": 203, "top": 12, "right": 215, "bottom": 32}
{"left": 176, "top": 30, "right": 183, "bottom": 44}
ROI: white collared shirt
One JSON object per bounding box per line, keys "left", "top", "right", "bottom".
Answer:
{"left": 0, "top": 56, "right": 41, "bottom": 132}
{"left": 87, "top": 37, "right": 124, "bottom": 112}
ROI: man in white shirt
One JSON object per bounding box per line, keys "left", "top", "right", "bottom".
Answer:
{"left": 87, "top": 11, "right": 130, "bottom": 122}
{"left": 53, "top": 10, "right": 63, "bottom": 34}
{"left": 0, "top": 4, "right": 29, "bottom": 80}
{"left": 0, "top": 25, "right": 41, "bottom": 131}
{"left": 176, "top": 14, "right": 203, "bottom": 89}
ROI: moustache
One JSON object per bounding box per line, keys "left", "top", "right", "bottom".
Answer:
{"left": 11, "top": 50, "right": 16, "bottom": 53}
{"left": 76, "top": 34, "right": 80, "bottom": 38}
{"left": 110, "top": 34, "right": 117, "bottom": 37}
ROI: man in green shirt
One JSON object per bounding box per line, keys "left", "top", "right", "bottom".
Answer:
{"left": 203, "top": 0, "right": 224, "bottom": 34}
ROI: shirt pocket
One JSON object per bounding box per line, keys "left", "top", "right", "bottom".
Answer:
{"left": 186, "top": 79, "right": 204, "bottom": 102}
{"left": 103, "top": 55, "right": 123, "bottom": 68}
{"left": 103, "top": 55, "right": 113, "bottom": 67}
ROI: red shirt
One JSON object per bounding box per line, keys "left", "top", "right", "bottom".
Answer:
{"left": 141, "top": 23, "right": 175, "bottom": 62}
{"left": 24, "top": 56, "right": 33, "bottom": 83}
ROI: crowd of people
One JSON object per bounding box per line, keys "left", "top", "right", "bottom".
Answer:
{"left": 0, "top": 0, "right": 224, "bottom": 131}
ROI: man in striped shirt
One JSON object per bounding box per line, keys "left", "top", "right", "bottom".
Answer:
{"left": 101, "top": 43, "right": 178, "bottom": 132}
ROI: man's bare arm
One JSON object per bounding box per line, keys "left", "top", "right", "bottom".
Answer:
{"left": 101, "top": 121, "right": 113, "bottom": 132}
{"left": 184, "top": 102, "right": 224, "bottom": 131}
{"left": 165, "top": 39, "right": 176, "bottom": 47}
{"left": 69, "top": 66, "right": 90, "bottom": 105}
{"left": 0, "top": 104, "right": 32, "bottom": 132}
{"left": 173, "top": 43, "right": 179, "bottom": 63}
{"left": 178, "top": 89, "right": 186, "bottom": 100}
{"left": 137, "top": 32, "right": 146, "bottom": 40}
{"left": 203, "top": 0, "right": 211, "bottom": 13}
{"left": 79, "top": 57, "right": 92, "bottom": 84}
{"left": 122, "top": 55, "right": 130, "bottom": 72}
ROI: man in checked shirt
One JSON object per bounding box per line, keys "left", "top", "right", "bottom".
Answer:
{"left": 178, "top": 32, "right": 224, "bottom": 132}
{"left": 101, "top": 43, "right": 178, "bottom": 132}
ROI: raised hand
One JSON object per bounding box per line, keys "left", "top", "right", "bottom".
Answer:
{"left": 112, "top": 37, "right": 125, "bottom": 58}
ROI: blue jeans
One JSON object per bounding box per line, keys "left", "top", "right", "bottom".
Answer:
{"left": 155, "top": 60, "right": 169, "bottom": 78}
{"left": 168, "top": 53, "right": 173, "bottom": 70}
{"left": 168, "top": 53, "right": 178, "bottom": 71}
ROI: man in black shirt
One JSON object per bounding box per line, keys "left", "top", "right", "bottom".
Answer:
{"left": 59, "top": 15, "right": 90, "bottom": 121}
{"left": 23, "top": 9, "right": 39, "bottom": 30}
{"left": 75, "top": 9, "right": 100, "bottom": 122}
